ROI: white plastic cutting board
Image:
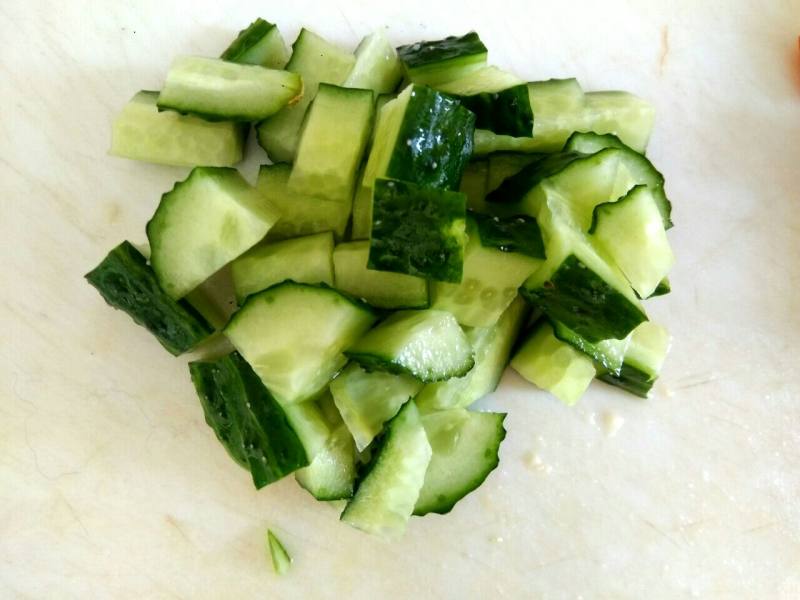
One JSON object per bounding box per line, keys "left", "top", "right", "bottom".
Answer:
{"left": 2, "top": 1, "right": 799, "bottom": 598}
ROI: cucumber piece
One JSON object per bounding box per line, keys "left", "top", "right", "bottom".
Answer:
{"left": 157, "top": 56, "right": 301, "bottom": 122}
{"left": 563, "top": 130, "right": 626, "bottom": 154}
{"left": 85, "top": 241, "right": 213, "bottom": 355}
{"left": 456, "top": 84, "right": 533, "bottom": 137}
{"left": 220, "top": 18, "right": 289, "bottom": 68}
{"left": 460, "top": 160, "right": 489, "bottom": 213}
{"left": 333, "top": 241, "right": 428, "bottom": 309}
{"left": 598, "top": 322, "right": 670, "bottom": 398}
{"left": 231, "top": 232, "right": 334, "bottom": 304}
{"left": 590, "top": 185, "right": 674, "bottom": 299}
{"left": 350, "top": 182, "right": 373, "bottom": 241}
{"left": 581, "top": 91, "right": 655, "bottom": 155}
{"left": 416, "top": 296, "right": 528, "bottom": 412}
{"left": 341, "top": 400, "right": 432, "bottom": 539}
{"left": 511, "top": 320, "right": 596, "bottom": 406}
{"left": 414, "top": 409, "right": 506, "bottom": 515}
{"left": 266, "top": 530, "right": 292, "bottom": 575}
{"left": 364, "top": 85, "right": 475, "bottom": 191}
{"left": 188, "top": 353, "right": 308, "bottom": 489}
{"left": 330, "top": 362, "right": 423, "bottom": 451}
{"left": 256, "top": 164, "right": 350, "bottom": 241}
{"left": 110, "top": 91, "right": 245, "bottom": 167}
{"left": 295, "top": 424, "right": 357, "bottom": 501}
{"left": 224, "top": 282, "right": 377, "bottom": 404}
{"left": 146, "top": 167, "right": 281, "bottom": 300}
{"left": 430, "top": 219, "right": 540, "bottom": 327}
{"left": 550, "top": 320, "right": 629, "bottom": 376}
{"left": 472, "top": 213, "right": 545, "bottom": 259}
{"left": 346, "top": 309, "right": 474, "bottom": 383}
{"left": 289, "top": 85, "right": 374, "bottom": 202}
{"left": 398, "top": 32, "right": 488, "bottom": 86}
{"left": 368, "top": 178, "right": 467, "bottom": 283}
{"left": 486, "top": 153, "right": 540, "bottom": 193}
{"left": 344, "top": 29, "right": 403, "bottom": 94}
{"left": 282, "top": 398, "right": 333, "bottom": 460}
{"left": 434, "top": 65, "right": 523, "bottom": 95}
{"left": 257, "top": 29, "right": 355, "bottom": 162}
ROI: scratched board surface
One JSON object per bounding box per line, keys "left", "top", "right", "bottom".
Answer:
{"left": 2, "top": 1, "right": 799, "bottom": 598}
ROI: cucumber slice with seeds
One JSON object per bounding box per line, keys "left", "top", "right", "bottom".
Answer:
{"left": 157, "top": 56, "right": 302, "bottom": 122}
{"left": 346, "top": 309, "right": 474, "bottom": 383}
{"left": 147, "top": 167, "right": 281, "bottom": 300}
{"left": 220, "top": 18, "right": 289, "bottom": 68}
{"left": 110, "top": 91, "right": 246, "bottom": 167}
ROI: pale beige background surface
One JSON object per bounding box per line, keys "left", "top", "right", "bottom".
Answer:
{"left": 1, "top": 1, "right": 799, "bottom": 598}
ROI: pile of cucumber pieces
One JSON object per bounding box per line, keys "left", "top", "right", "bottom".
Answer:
{"left": 88, "top": 19, "right": 674, "bottom": 540}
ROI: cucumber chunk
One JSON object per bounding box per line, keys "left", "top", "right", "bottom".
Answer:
{"left": 472, "top": 212, "right": 545, "bottom": 259}
{"left": 434, "top": 66, "right": 523, "bottom": 95}
{"left": 157, "top": 56, "right": 302, "bottom": 122}
{"left": 460, "top": 160, "right": 489, "bottom": 212}
{"left": 266, "top": 530, "right": 292, "bottom": 575}
{"left": 431, "top": 219, "right": 540, "bottom": 327}
{"left": 511, "top": 320, "right": 596, "bottom": 405}
{"left": 414, "top": 409, "right": 506, "bottom": 515}
{"left": 189, "top": 352, "right": 308, "bottom": 488}
{"left": 550, "top": 319, "right": 630, "bottom": 376}
{"left": 398, "top": 32, "right": 488, "bottom": 86}
{"left": 110, "top": 91, "right": 246, "bottom": 167}
{"left": 344, "top": 29, "right": 403, "bottom": 94}
{"left": 341, "top": 401, "right": 432, "bottom": 539}
{"left": 220, "top": 18, "right": 289, "bottom": 68}
{"left": 456, "top": 84, "right": 533, "bottom": 137}
{"left": 256, "top": 164, "right": 350, "bottom": 241}
{"left": 231, "top": 232, "right": 334, "bottom": 304}
{"left": 282, "top": 398, "right": 333, "bottom": 460}
{"left": 368, "top": 178, "right": 467, "bottom": 283}
{"left": 289, "top": 84, "right": 374, "bottom": 202}
{"left": 224, "top": 282, "right": 377, "bottom": 404}
{"left": 330, "top": 362, "right": 423, "bottom": 451}
{"left": 416, "top": 296, "right": 528, "bottom": 412}
{"left": 85, "top": 241, "right": 213, "bottom": 355}
{"left": 590, "top": 185, "right": 674, "bottom": 299}
{"left": 257, "top": 29, "right": 355, "bottom": 162}
{"left": 146, "top": 167, "right": 281, "bottom": 300}
{"left": 598, "top": 322, "right": 671, "bottom": 398}
{"left": 346, "top": 309, "right": 474, "bottom": 383}
{"left": 295, "top": 423, "right": 358, "bottom": 501}
{"left": 333, "top": 241, "right": 429, "bottom": 309}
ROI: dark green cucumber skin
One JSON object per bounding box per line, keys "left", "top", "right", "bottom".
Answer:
{"left": 189, "top": 352, "right": 308, "bottom": 489}
{"left": 521, "top": 254, "right": 647, "bottom": 343}
{"left": 648, "top": 278, "right": 671, "bottom": 298}
{"left": 485, "top": 151, "right": 584, "bottom": 205}
{"left": 85, "top": 241, "right": 213, "bottom": 355}
{"left": 598, "top": 364, "right": 654, "bottom": 398}
{"left": 220, "top": 18, "right": 275, "bottom": 62}
{"left": 413, "top": 414, "right": 506, "bottom": 516}
{"left": 551, "top": 319, "right": 619, "bottom": 373}
{"left": 473, "top": 212, "right": 545, "bottom": 259}
{"left": 344, "top": 350, "right": 475, "bottom": 383}
{"left": 368, "top": 178, "right": 466, "bottom": 283}
{"left": 387, "top": 86, "right": 475, "bottom": 191}
{"left": 397, "top": 32, "right": 487, "bottom": 70}
{"left": 457, "top": 84, "right": 533, "bottom": 137}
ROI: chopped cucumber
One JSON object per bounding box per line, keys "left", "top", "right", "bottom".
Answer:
{"left": 231, "top": 232, "right": 334, "bottom": 304}
{"left": 330, "top": 362, "right": 423, "bottom": 451}
{"left": 563, "top": 130, "right": 626, "bottom": 154}
{"left": 460, "top": 160, "right": 489, "bottom": 212}
{"left": 582, "top": 91, "right": 655, "bottom": 155}
{"left": 341, "top": 401, "right": 431, "bottom": 539}
{"left": 472, "top": 212, "right": 545, "bottom": 259}
{"left": 157, "top": 56, "right": 301, "bottom": 122}
{"left": 220, "top": 19, "right": 289, "bottom": 68}
{"left": 398, "top": 32, "right": 488, "bottom": 86}
{"left": 551, "top": 319, "right": 630, "bottom": 376}
{"left": 598, "top": 322, "right": 670, "bottom": 397}
{"left": 146, "top": 167, "right": 281, "bottom": 300}
{"left": 415, "top": 409, "right": 506, "bottom": 515}
{"left": 257, "top": 29, "right": 355, "bottom": 162}
{"left": 368, "top": 178, "right": 467, "bottom": 283}
{"left": 350, "top": 182, "right": 373, "bottom": 241}
{"left": 282, "top": 398, "right": 333, "bottom": 461}
{"left": 416, "top": 296, "right": 527, "bottom": 412}
{"left": 110, "top": 91, "right": 245, "bottom": 167}
{"left": 344, "top": 29, "right": 403, "bottom": 94}
{"left": 266, "top": 530, "right": 292, "bottom": 575}
{"left": 85, "top": 241, "right": 213, "bottom": 355}
{"left": 333, "top": 241, "right": 429, "bottom": 309}
{"left": 189, "top": 353, "right": 308, "bottom": 488}
{"left": 431, "top": 218, "right": 540, "bottom": 327}
{"left": 590, "top": 185, "right": 674, "bottom": 299}
{"left": 289, "top": 84, "right": 374, "bottom": 202}
{"left": 456, "top": 84, "right": 533, "bottom": 137}
{"left": 346, "top": 309, "right": 474, "bottom": 383}
{"left": 256, "top": 164, "right": 350, "bottom": 241}
{"left": 486, "top": 153, "right": 540, "bottom": 193}
{"left": 295, "top": 424, "right": 358, "bottom": 501}
{"left": 434, "top": 65, "right": 523, "bottom": 95}
{"left": 511, "top": 320, "right": 596, "bottom": 405}
{"left": 224, "top": 282, "right": 377, "bottom": 404}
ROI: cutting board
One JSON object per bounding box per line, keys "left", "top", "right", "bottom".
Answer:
{"left": 2, "top": 1, "right": 799, "bottom": 597}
